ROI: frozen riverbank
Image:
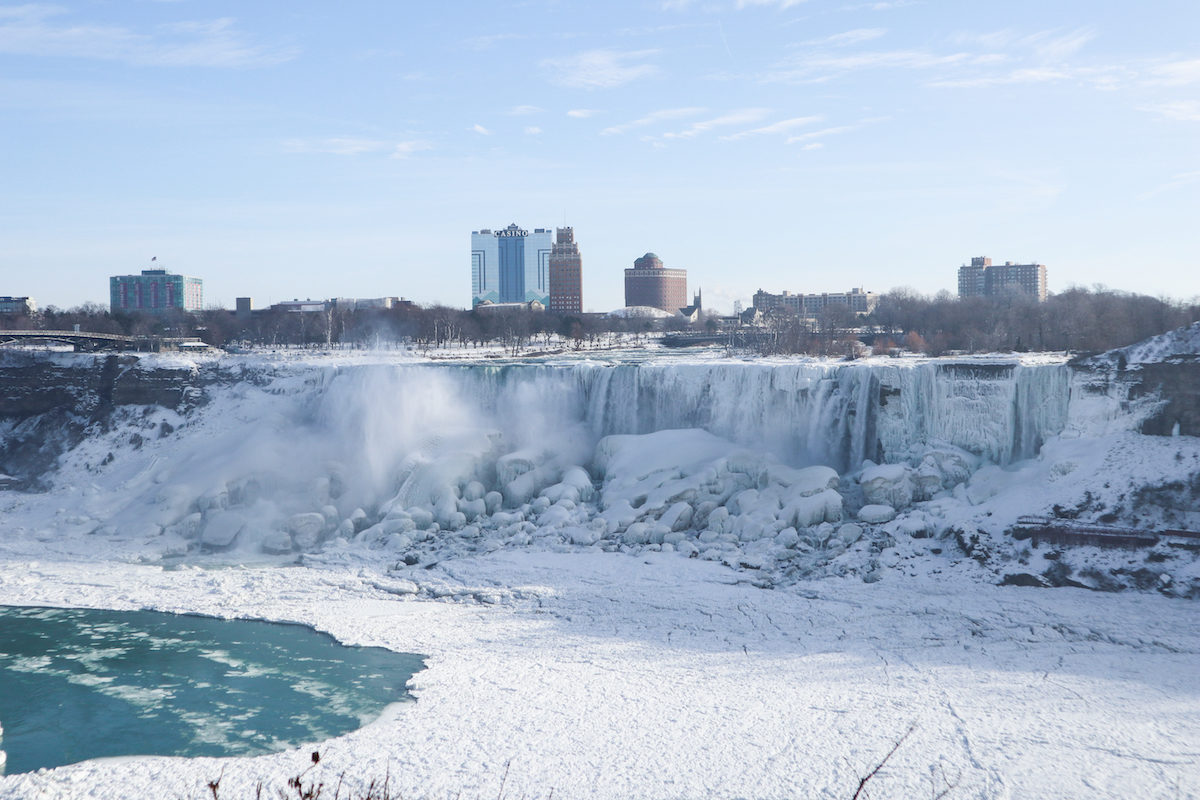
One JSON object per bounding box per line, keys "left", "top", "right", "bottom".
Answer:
{"left": 0, "top": 552, "right": 1197, "bottom": 799}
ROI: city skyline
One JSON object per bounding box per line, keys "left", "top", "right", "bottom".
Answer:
{"left": 2, "top": 1, "right": 1198, "bottom": 313}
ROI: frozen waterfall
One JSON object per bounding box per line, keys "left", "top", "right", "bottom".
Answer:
{"left": 315, "top": 359, "right": 1072, "bottom": 473}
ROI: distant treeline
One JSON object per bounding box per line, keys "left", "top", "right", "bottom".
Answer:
{"left": 3, "top": 285, "right": 1197, "bottom": 356}
{"left": 0, "top": 302, "right": 689, "bottom": 353}
{"left": 866, "top": 286, "right": 1200, "bottom": 356}
{"left": 753, "top": 286, "right": 1200, "bottom": 357}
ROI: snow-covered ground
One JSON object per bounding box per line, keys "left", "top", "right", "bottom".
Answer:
{"left": 2, "top": 336, "right": 1199, "bottom": 798}
{"left": 0, "top": 553, "right": 1196, "bottom": 800}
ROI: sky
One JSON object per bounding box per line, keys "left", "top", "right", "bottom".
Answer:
{"left": 1, "top": 0, "right": 1198, "bottom": 314}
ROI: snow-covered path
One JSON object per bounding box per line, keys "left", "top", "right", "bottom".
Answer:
{"left": 1, "top": 552, "right": 1196, "bottom": 800}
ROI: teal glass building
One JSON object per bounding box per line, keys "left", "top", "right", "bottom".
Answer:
{"left": 110, "top": 269, "right": 203, "bottom": 314}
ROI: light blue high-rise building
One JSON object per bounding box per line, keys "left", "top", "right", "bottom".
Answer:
{"left": 471, "top": 224, "right": 552, "bottom": 307}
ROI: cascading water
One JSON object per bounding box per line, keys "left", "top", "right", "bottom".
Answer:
{"left": 378, "top": 360, "right": 1073, "bottom": 473}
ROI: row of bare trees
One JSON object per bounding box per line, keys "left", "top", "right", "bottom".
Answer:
{"left": 0, "top": 303, "right": 683, "bottom": 352}
{"left": 867, "top": 286, "right": 1199, "bottom": 355}
{"left": 5, "top": 285, "right": 1195, "bottom": 356}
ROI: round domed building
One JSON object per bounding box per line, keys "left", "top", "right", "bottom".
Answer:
{"left": 624, "top": 252, "right": 688, "bottom": 313}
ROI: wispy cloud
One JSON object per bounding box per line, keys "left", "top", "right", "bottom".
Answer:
{"left": 719, "top": 115, "right": 823, "bottom": 140}
{"left": 567, "top": 108, "right": 600, "bottom": 118}
{"left": 618, "top": 21, "right": 717, "bottom": 36}
{"left": 1140, "top": 100, "right": 1200, "bottom": 122}
{"left": 284, "top": 138, "right": 430, "bottom": 158}
{"left": 1138, "top": 169, "right": 1200, "bottom": 200}
{"left": 737, "top": 0, "right": 811, "bottom": 9}
{"left": 542, "top": 48, "right": 659, "bottom": 89}
{"left": 601, "top": 107, "right": 706, "bottom": 136}
{"left": 391, "top": 141, "right": 431, "bottom": 159}
{"left": 524, "top": 126, "right": 542, "bottom": 135}
{"left": 784, "top": 117, "right": 885, "bottom": 145}
{"left": 929, "top": 67, "right": 1070, "bottom": 89}
{"left": 508, "top": 105, "right": 543, "bottom": 116}
{"left": 0, "top": 4, "right": 294, "bottom": 67}
{"left": 786, "top": 125, "right": 855, "bottom": 144}
{"left": 766, "top": 26, "right": 1098, "bottom": 86}
{"left": 766, "top": 49, "right": 974, "bottom": 82}
{"left": 1149, "top": 58, "right": 1200, "bottom": 86}
{"left": 949, "top": 28, "right": 1095, "bottom": 62}
{"left": 471, "top": 123, "right": 491, "bottom": 135}
{"left": 845, "top": 1, "right": 917, "bottom": 9}
{"left": 462, "top": 32, "right": 527, "bottom": 51}
{"left": 284, "top": 138, "right": 384, "bottom": 156}
{"left": 658, "top": 108, "right": 771, "bottom": 140}
{"left": 801, "top": 28, "right": 886, "bottom": 47}
{"left": 925, "top": 28, "right": 1101, "bottom": 88}
{"left": 1030, "top": 28, "right": 1095, "bottom": 62}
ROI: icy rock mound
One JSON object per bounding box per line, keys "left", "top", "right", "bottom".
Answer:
{"left": 859, "top": 463, "right": 914, "bottom": 509}
{"left": 858, "top": 504, "right": 897, "bottom": 524}
{"left": 911, "top": 445, "right": 978, "bottom": 497}
{"left": 592, "top": 429, "right": 846, "bottom": 563}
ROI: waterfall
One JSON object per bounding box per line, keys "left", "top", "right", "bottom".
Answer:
{"left": 314, "top": 359, "right": 1072, "bottom": 473}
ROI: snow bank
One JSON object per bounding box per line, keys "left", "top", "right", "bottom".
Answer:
{"left": 1085, "top": 320, "right": 1200, "bottom": 368}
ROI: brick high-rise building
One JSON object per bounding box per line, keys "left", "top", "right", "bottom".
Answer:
{"left": 624, "top": 252, "right": 687, "bottom": 313}
{"left": 548, "top": 227, "right": 583, "bottom": 314}
{"left": 957, "top": 256, "right": 1047, "bottom": 302}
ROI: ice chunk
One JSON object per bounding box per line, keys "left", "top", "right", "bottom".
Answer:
{"left": 260, "top": 529, "right": 294, "bottom": 554}
{"left": 782, "top": 488, "right": 843, "bottom": 527}
{"left": 775, "top": 527, "right": 800, "bottom": 548}
{"left": 858, "top": 504, "right": 897, "bottom": 524}
{"left": 287, "top": 512, "right": 326, "bottom": 540}
{"left": 504, "top": 465, "right": 561, "bottom": 508}
{"left": 768, "top": 464, "right": 840, "bottom": 497}
{"left": 836, "top": 523, "right": 864, "bottom": 545}
{"left": 496, "top": 448, "right": 547, "bottom": 487}
{"left": 164, "top": 512, "right": 203, "bottom": 540}
{"left": 660, "top": 502, "right": 695, "bottom": 532}
{"left": 860, "top": 463, "right": 914, "bottom": 509}
{"left": 200, "top": 511, "right": 244, "bottom": 549}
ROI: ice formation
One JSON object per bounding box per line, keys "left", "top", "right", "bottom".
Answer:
{"left": 1, "top": 358, "right": 1081, "bottom": 565}
{"left": 1, "top": 350, "right": 1193, "bottom": 597}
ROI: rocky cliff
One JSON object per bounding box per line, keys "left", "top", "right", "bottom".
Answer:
{"left": 0, "top": 353, "right": 216, "bottom": 488}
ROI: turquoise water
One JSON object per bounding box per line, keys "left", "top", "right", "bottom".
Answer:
{"left": 0, "top": 606, "right": 424, "bottom": 774}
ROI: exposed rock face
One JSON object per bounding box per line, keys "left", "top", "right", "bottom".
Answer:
{"left": 0, "top": 353, "right": 211, "bottom": 418}
{"left": 0, "top": 353, "right": 216, "bottom": 488}
{"left": 1075, "top": 322, "right": 1200, "bottom": 437}
{"left": 1073, "top": 358, "right": 1200, "bottom": 438}
{"left": 1132, "top": 362, "right": 1200, "bottom": 437}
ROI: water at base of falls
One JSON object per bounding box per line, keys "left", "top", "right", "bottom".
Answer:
{"left": 0, "top": 606, "right": 424, "bottom": 774}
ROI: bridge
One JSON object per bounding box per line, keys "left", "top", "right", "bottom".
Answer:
{"left": 0, "top": 330, "right": 208, "bottom": 352}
